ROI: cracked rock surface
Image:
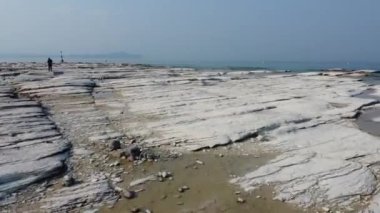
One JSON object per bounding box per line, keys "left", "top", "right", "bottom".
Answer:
{"left": 1, "top": 62, "right": 380, "bottom": 212}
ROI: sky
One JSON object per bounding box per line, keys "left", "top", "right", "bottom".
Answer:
{"left": 1, "top": 0, "right": 380, "bottom": 64}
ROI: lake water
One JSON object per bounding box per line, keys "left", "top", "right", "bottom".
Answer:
{"left": 1, "top": 56, "right": 380, "bottom": 72}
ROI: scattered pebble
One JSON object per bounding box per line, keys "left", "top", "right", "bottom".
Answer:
{"left": 112, "top": 177, "right": 123, "bottom": 183}
{"left": 110, "top": 140, "right": 121, "bottom": 151}
{"left": 109, "top": 161, "right": 120, "bottom": 167}
{"left": 62, "top": 174, "right": 75, "bottom": 187}
{"left": 129, "top": 145, "right": 142, "bottom": 160}
{"left": 181, "top": 185, "right": 190, "bottom": 190}
{"left": 237, "top": 197, "right": 245, "bottom": 203}
{"left": 178, "top": 185, "right": 190, "bottom": 193}
{"left": 322, "top": 207, "right": 330, "bottom": 212}
{"left": 123, "top": 190, "right": 136, "bottom": 199}
{"left": 195, "top": 160, "right": 204, "bottom": 165}
{"left": 130, "top": 208, "right": 140, "bottom": 213}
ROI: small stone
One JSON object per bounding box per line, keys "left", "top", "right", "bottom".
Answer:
{"left": 145, "top": 209, "right": 152, "bottom": 213}
{"left": 158, "top": 177, "right": 164, "bottom": 182}
{"left": 109, "top": 161, "right": 120, "bottom": 167}
{"left": 237, "top": 197, "right": 245, "bottom": 203}
{"left": 218, "top": 154, "right": 224, "bottom": 157}
{"left": 322, "top": 207, "right": 330, "bottom": 212}
{"left": 160, "top": 195, "right": 167, "bottom": 200}
{"left": 123, "top": 190, "right": 136, "bottom": 199}
{"left": 110, "top": 140, "right": 121, "bottom": 151}
{"left": 177, "top": 202, "right": 184, "bottom": 206}
{"left": 129, "top": 145, "right": 142, "bottom": 160}
{"left": 135, "top": 188, "right": 145, "bottom": 193}
{"left": 256, "top": 135, "right": 264, "bottom": 141}
{"left": 178, "top": 185, "right": 189, "bottom": 193}
{"left": 195, "top": 160, "right": 204, "bottom": 165}
{"left": 235, "top": 191, "right": 241, "bottom": 195}
{"left": 174, "top": 194, "right": 182, "bottom": 199}
{"left": 131, "top": 208, "right": 140, "bottom": 213}
{"left": 160, "top": 171, "right": 170, "bottom": 178}
{"left": 256, "top": 195, "right": 261, "bottom": 199}
{"left": 62, "top": 174, "right": 75, "bottom": 187}
{"left": 113, "top": 177, "right": 123, "bottom": 183}
{"left": 114, "top": 186, "right": 123, "bottom": 192}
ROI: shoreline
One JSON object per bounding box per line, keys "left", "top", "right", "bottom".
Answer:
{"left": 1, "top": 62, "right": 380, "bottom": 212}
{"left": 1, "top": 60, "right": 380, "bottom": 73}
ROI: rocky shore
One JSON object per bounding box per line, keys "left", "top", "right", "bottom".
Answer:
{"left": 1, "top": 62, "right": 380, "bottom": 212}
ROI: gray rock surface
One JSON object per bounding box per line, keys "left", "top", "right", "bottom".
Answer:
{"left": 0, "top": 81, "right": 70, "bottom": 198}
{"left": 41, "top": 179, "right": 119, "bottom": 212}
{"left": 2, "top": 62, "right": 380, "bottom": 211}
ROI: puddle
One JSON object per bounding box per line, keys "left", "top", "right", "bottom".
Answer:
{"left": 356, "top": 107, "right": 380, "bottom": 137}
{"left": 355, "top": 76, "right": 380, "bottom": 137}
{"left": 101, "top": 152, "right": 303, "bottom": 213}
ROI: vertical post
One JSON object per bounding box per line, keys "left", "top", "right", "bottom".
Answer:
{"left": 60, "top": 51, "right": 64, "bottom": 63}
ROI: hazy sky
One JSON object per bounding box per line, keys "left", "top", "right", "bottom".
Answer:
{"left": 1, "top": 0, "right": 380, "bottom": 63}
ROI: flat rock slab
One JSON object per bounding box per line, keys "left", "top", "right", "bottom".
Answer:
{"left": 231, "top": 124, "right": 380, "bottom": 208}
{"left": 41, "top": 179, "right": 119, "bottom": 212}
{"left": 3, "top": 62, "right": 380, "bottom": 211}
{"left": 0, "top": 85, "right": 70, "bottom": 198}
{"left": 113, "top": 71, "right": 376, "bottom": 151}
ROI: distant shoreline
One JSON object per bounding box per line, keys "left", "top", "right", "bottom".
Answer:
{"left": 1, "top": 59, "right": 380, "bottom": 73}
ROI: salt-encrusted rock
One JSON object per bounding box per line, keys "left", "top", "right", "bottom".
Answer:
{"left": 231, "top": 124, "right": 380, "bottom": 208}
{"left": 41, "top": 179, "right": 119, "bottom": 212}
{"left": 3, "top": 61, "right": 380, "bottom": 212}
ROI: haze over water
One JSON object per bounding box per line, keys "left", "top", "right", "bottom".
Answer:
{"left": 1, "top": 0, "right": 380, "bottom": 70}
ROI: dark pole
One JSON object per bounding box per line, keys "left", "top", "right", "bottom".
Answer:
{"left": 60, "top": 51, "right": 64, "bottom": 63}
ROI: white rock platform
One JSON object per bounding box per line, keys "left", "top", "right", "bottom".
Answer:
{"left": 1, "top": 62, "right": 380, "bottom": 211}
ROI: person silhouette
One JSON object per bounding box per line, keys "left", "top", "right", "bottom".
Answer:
{"left": 47, "top": 58, "right": 53, "bottom": 72}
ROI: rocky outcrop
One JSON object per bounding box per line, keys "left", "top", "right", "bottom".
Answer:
{"left": 2, "top": 62, "right": 380, "bottom": 211}
{"left": 41, "top": 178, "right": 119, "bottom": 212}
{"left": 0, "top": 82, "right": 70, "bottom": 198}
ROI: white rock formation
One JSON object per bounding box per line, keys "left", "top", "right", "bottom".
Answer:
{"left": 0, "top": 81, "right": 70, "bottom": 198}
{"left": 1, "top": 62, "right": 380, "bottom": 211}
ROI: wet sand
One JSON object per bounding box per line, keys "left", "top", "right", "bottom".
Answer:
{"left": 101, "top": 151, "right": 302, "bottom": 213}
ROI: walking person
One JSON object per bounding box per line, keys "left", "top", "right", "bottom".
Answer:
{"left": 47, "top": 57, "right": 53, "bottom": 72}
